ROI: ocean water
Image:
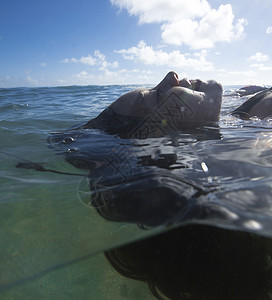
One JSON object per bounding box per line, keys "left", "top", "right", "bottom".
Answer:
{"left": 1, "top": 85, "right": 272, "bottom": 299}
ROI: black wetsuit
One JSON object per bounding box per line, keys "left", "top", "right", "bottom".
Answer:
{"left": 83, "top": 105, "right": 144, "bottom": 137}
{"left": 82, "top": 105, "right": 177, "bottom": 139}
{"left": 231, "top": 88, "right": 272, "bottom": 119}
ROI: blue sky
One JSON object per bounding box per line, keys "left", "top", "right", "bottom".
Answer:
{"left": 0, "top": 0, "right": 271, "bottom": 87}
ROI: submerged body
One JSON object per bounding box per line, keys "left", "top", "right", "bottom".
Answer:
{"left": 48, "top": 71, "right": 272, "bottom": 231}
{"left": 2, "top": 83, "right": 272, "bottom": 300}
{"left": 47, "top": 73, "right": 272, "bottom": 300}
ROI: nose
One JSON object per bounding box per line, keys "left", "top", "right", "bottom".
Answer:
{"left": 152, "top": 71, "right": 179, "bottom": 93}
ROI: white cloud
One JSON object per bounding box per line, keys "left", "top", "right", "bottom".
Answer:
{"left": 56, "top": 67, "right": 163, "bottom": 86}
{"left": 250, "top": 63, "right": 272, "bottom": 71}
{"left": 26, "top": 76, "right": 38, "bottom": 86}
{"left": 216, "top": 69, "right": 258, "bottom": 85}
{"left": 111, "top": 0, "right": 210, "bottom": 24}
{"left": 266, "top": 26, "right": 272, "bottom": 34}
{"left": 233, "top": 18, "right": 248, "bottom": 39}
{"left": 0, "top": 75, "right": 10, "bottom": 87}
{"left": 78, "top": 55, "right": 96, "bottom": 66}
{"left": 115, "top": 40, "right": 214, "bottom": 71}
{"left": 249, "top": 52, "right": 270, "bottom": 62}
{"left": 60, "top": 58, "right": 71, "bottom": 64}
{"left": 61, "top": 50, "right": 119, "bottom": 70}
{"left": 111, "top": 0, "right": 247, "bottom": 49}
{"left": 228, "top": 70, "right": 256, "bottom": 76}
{"left": 40, "top": 62, "right": 47, "bottom": 67}
{"left": 69, "top": 68, "right": 153, "bottom": 85}
{"left": 76, "top": 71, "right": 90, "bottom": 79}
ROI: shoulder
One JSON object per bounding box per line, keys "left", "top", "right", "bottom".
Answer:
{"left": 232, "top": 89, "right": 272, "bottom": 119}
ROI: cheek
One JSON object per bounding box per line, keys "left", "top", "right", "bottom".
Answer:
{"left": 207, "top": 88, "right": 223, "bottom": 103}
{"left": 203, "top": 103, "right": 220, "bottom": 121}
{"left": 144, "top": 91, "right": 159, "bottom": 109}
{"left": 204, "top": 110, "right": 219, "bottom": 121}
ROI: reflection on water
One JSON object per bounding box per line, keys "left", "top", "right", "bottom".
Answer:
{"left": 1, "top": 86, "right": 272, "bottom": 299}
{"left": 48, "top": 120, "right": 272, "bottom": 236}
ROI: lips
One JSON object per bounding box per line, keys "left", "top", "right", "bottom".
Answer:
{"left": 178, "top": 78, "right": 191, "bottom": 88}
{"left": 189, "top": 79, "right": 202, "bottom": 91}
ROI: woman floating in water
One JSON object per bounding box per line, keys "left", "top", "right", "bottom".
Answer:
{"left": 82, "top": 71, "right": 272, "bottom": 134}
{"left": 38, "top": 72, "right": 272, "bottom": 299}
{"left": 63, "top": 72, "right": 272, "bottom": 300}
{"left": 82, "top": 71, "right": 223, "bottom": 137}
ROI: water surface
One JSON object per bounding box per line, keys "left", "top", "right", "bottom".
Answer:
{"left": 1, "top": 85, "right": 272, "bottom": 298}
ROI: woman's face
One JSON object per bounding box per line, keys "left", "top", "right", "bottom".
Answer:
{"left": 111, "top": 72, "right": 223, "bottom": 124}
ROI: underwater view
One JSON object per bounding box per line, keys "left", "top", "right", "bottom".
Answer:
{"left": 1, "top": 84, "right": 272, "bottom": 300}
{"left": 2, "top": 0, "right": 272, "bottom": 298}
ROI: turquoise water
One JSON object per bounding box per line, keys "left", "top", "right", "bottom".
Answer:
{"left": 1, "top": 85, "right": 272, "bottom": 299}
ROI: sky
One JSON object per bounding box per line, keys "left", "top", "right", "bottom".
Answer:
{"left": 0, "top": 0, "right": 272, "bottom": 88}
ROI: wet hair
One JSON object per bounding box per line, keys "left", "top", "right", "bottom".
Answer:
{"left": 105, "top": 225, "right": 272, "bottom": 300}
{"left": 83, "top": 106, "right": 143, "bottom": 137}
